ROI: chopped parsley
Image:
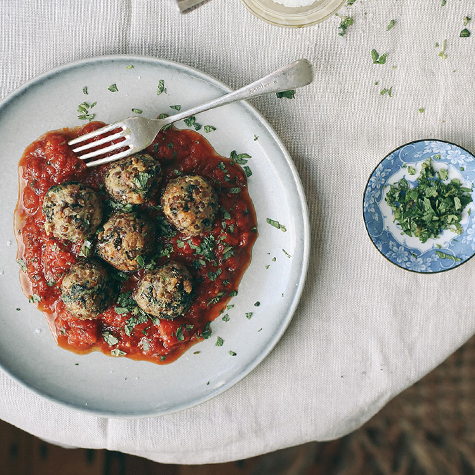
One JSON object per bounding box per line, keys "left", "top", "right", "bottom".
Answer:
{"left": 204, "top": 125, "right": 216, "bottom": 133}
{"left": 435, "top": 251, "right": 462, "bottom": 262}
{"left": 385, "top": 157, "right": 473, "bottom": 243}
{"left": 460, "top": 29, "right": 471, "bottom": 38}
{"left": 16, "top": 258, "right": 27, "bottom": 272}
{"left": 438, "top": 40, "right": 448, "bottom": 60}
{"left": 77, "top": 101, "right": 96, "bottom": 122}
{"left": 371, "top": 50, "right": 388, "bottom": 64}
{"left": 266, "top": 218, "right": 287, "bottom": 232}
{"left": 230, "top": 151, "right": 251, "bottom": 164}
{"left": 170, "top": 104, "right": 181, "bottom": 110}
{"left": 276, "top": 90, "right": 295, "bottom": 99}
{"left": 28, "top": 294, "right": 41, "bottom": 303}
{"left": 103, "top": 332, "right": 119, "bottom": 346}
{"left": 108, "top": 84, "right": 118, "bottom": 92}
{"left": 157, "top": 79, "right": 167, "bottom": 95}
{"left": 386, "top": 20, "right": 396, "bottom": 31}
{"left": 132, "top": 108, "right": 143, "bottom": 114}
{"left": 338, "top": 16, "right": 354, "bottom": 36}
{"left": 228, "top": 351, "right": 237, "bottom": 356}
{"left": 111, "top": 349, "right": 126, "bottom": 356}
{"left": 215, "top": 336, "right": 224, "bottom": 347}
{"left": 246, "top": 312, "right": 253, "bottom": 320}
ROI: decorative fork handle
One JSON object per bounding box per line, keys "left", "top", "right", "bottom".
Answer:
{"left": 159, "top": 59, "right": 314, "bottom": 128}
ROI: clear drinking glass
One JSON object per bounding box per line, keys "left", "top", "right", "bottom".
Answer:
{"left": 241, "top": 0, "right": 345, "bottom": 27}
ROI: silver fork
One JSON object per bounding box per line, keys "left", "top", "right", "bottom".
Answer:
{"left": 68, "top": 59, "right": 314, "bottom": 167}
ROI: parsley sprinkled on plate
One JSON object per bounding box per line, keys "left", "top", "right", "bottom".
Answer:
{"left": 108, "top": 84, "right": 118, "bottom": 92}
{"left": 386, "top": 20, "right": 396, "bottom": 31}
{"left": 435, "top": 251, "right": 462, "bottom": 262}
{"left": 157, "top": 79, "right": 166, "bottom": 95}
{"left": 266, "top": 218, "right": 287, "bottom": 232}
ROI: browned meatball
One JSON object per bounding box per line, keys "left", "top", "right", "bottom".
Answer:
{"left": 42, "top": 183, "right": 102, "bottom": 242}
{"left": 134, "top": 261, "right": 193, "bottom": 319}
{"left": 61, "top": 259, "right": 114, "bottom": 319}
{"left": 161, "top": 175, "right": 218, "bottom": 236}
{"left": 96, "top": 212, "right": 155, "bottom": 272}
{"left": 104, "top": 153, "right": 161, "bottom": 205}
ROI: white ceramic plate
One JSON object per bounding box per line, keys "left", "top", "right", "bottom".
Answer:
{"left": 0, "top": 55, "right": 309, "bottom": 417}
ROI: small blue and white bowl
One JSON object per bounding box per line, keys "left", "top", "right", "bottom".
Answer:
{"left": 363, "top": 139, "right": 475, "bottom": 273}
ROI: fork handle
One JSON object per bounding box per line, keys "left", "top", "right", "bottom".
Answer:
{"left": 159, "top": 59, "right": 313, "bottom": 127}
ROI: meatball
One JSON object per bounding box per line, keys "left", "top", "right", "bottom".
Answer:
{"left": 96, "top": 212, "right": 155, "bottom": 272}
{"left": 42, "top": 183, "right": 103, "bottom": 242}
{"left": 134, "top": 261, "right": 194, "bottom": 319}
{"left": 161, "top": 175, "right": 218, "bottom": 236}
{"left": 104, "top": 153, "right": 161, "bottom": 205}
{"left": 61, "top": 259, "right": 114, "bottom": 319}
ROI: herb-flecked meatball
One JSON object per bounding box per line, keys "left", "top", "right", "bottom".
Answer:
{"left": 96, "top": 212, "right": 155, "bottom": 272}
{"left": 104, "top": 153, "right": 162, "bottom": 205}
{"left": 42, "top": 183, "right": 103, "bottom": 242}
{"left": 61, "top": 259, "right": 114, "bottom": 320}
{"left": 134, "top": 261, "right": 194, "bottom": 319}
{"left": 161, "top": 175, "right": 218, "bottom": 236}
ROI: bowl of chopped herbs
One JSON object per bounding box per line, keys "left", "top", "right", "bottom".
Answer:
{"left": 363, "top": 140, "right": 475, "bottom": 273}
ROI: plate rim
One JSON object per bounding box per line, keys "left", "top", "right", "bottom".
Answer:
{"left": 0, "top": 54, "right": 311, "bottom": 417}
{"left": 363, "top": 138, "right": 475, "bottom": 274}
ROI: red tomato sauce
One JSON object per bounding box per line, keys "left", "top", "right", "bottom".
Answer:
{"left": 14, "top": 122, "right": 257, "bottom": 364}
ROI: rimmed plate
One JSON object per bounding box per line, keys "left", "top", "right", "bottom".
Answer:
{"left": 0, "top": 55, "right": 310, "bottom": 417}
{"left": 363, "top": 139, "right": 475, "bottom": 273}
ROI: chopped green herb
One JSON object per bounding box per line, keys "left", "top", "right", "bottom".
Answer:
{"left": 208, "top": 268, "right": 222, "bottom": 281}
{"left": 29, "top": 294, "right": 41, "bottom": 303}
{"left": 79, "top": 240, "right": 93, "bottom": 257}
{"left": 463, "top": 17, "right": 471, "bottom": 26}
{"left": 276, "top": 90, "right": 295, "bottom": 99}
{"left": 282, "top": 249, "right": 292, "bottom": 258}
{"left": 338, "top": 16, "right": 354, "bottom": 36}
{"left": 204, "top": 125, "right": 216, "bottom": 133}
{"left": 407, "top": 166, "right": 416, "bottom": 175}
{"left": 246, "top": 312, "right": 253, "bottom": 320}
{"left": 126, "top": 64, "right": 134, "bottom": 70}
{"left": 83, "top": 86, "right": 88, "bottom": 95}
{"left": 16, "top": 258, "right": 27, "bottom": 272}
{"left": 385, "top": 157, "right": 473, "bottom": 243}
{"left": 135, "top": 255, "right": 146, "bottom": 268}
{"left": 229, "top": 187, "right": 241, "bottom": 194}
{"left": 176, "top": 326, "right": 185, "bottom": 341}
{"left": 108, "top": 84, "right": 118, "bottom": 92}
{"left": 243, "top": 166, "right": 252, "bottom": 177}
{"left": 111, "top": 349, "right": 126, "bottom": 356}
{"left": 254, "top": 135, "right": 259, "bottom": 141}
{"left": 441, "top": 0, "right": 446, "bottom": 5}
{"left": 230, "top": 151, "right": 251, "bottom": 164}
{"left": 201, "top": 321, "right": 212, "bottom": 339}
{"left": 436, "top": 251, "right": 462, "bottom": 262}
{"left": 460, "top": 29, "right": 471, "bottom": 38}
{"left": 266, "top": 218, "right": 287, "bottom": 232}
{"left": 439, "top": 39, "right": 448, "bottom": 60}
{"left": 222, "top": 314, "right": 230, "bottom": 322}
{"left": 184, "top": 116, "right": 196, "bottom": 127}
{"left": 170, "top": 104, "right": 181, "bottom": 110}
{"left": 228, "top": 351, "right": 237, "bottom": 356}
{"left": 215, "top": 336, "right": 224, "bottom": 347}
{"left": 254, "top": 301, "right": 260, "bottom": 307}
{"left": 132, "top": 108, "right": 143, "bottom": 114}
{"left": 371, "top": 50, "right": 388, "bottom": 64}
{"left": 103, "top": 332, "right": 119, "bottom": 346}
{"left": 157, "top": 79, "right": 166, "bottom": 95}
{"left": 419, "top": 108, "right": 425, "bottom": 113}
{"left": 386, "top": 19, "right": 396, "bottom": 31}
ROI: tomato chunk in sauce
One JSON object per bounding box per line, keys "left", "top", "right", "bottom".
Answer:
{"left": 14, "top": 122, "right": 257, "bottom": 364}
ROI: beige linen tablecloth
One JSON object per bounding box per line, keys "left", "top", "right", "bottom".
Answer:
{"left": 1, "top": 0, "right": 475, "bottom": 464}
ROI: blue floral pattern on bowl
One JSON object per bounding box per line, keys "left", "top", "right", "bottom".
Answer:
{"left": 363, "top": 140, "right": 475, "bottom": 273}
